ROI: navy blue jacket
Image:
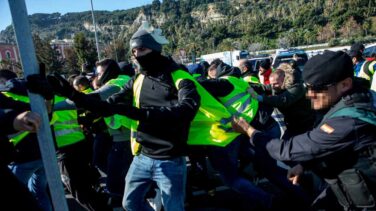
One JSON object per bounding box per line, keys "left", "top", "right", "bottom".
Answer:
{"left": 251, "top": 86, "right": 376, "bottom": 177}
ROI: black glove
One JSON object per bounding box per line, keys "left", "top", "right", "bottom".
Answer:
{"left": 26, "top": 74, "right": 54, "bottom": 100}
{"left": 47, "top": 73, "right": 77, "bottom": 99}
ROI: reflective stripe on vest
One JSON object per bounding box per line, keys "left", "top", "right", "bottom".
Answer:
{"left": 8, "top": 131, "right": 29, "bottom": 146}
{"left": 53, "top": 96, "right": 85, "bottom": 148}
{"left": 130, "top": 71, "right": 240, "bottom": 155}
{"left": 2, "top": 92, "right": 31, "bottom": 145}
{"left": 219, "top": 76, "right": 259, "bottom": 124}
{"left": 172, "top": 71, "right": 239, "bottom": 146}
{"left": 2, "top": 92, "right": 30, "bottom": 102}
{"left": 103, "top": 75, "right": 132, "bottom": 130}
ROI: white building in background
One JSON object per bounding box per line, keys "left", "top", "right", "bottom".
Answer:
{"left": 50, "top": 39, "right": 74, "bottom": 59}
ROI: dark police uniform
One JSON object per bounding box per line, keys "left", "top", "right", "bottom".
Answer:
{"left": 248, "top": 50, "right": 376, "bottom": 210}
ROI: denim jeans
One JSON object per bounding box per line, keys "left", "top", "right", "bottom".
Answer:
{"left": 122, "top": 154, "right": 187, "bottom": 211}
{"left": 9, "top": 159, "right": 52, "bottom": 211}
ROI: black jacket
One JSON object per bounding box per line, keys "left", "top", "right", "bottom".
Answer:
{"left": 262, "top": 83, "right": 315, "bottom": 136}
{"left": 1, "top": 81, "right": 42, "bottom": 163}
{"left": 252, "top": 84, "right": 376, "bottom": 178}
{"left": 71, "top": 57, "right": 200, "bottom": 159}
{"left": 0, "top": 108, "right": 19, "bottom": 165}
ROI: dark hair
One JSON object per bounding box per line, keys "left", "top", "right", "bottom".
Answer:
{"left": 0, "top": 69, "right": 17, "bottom": 80}
{"left": 118, "top": 61, "right": 135, "bottom": 77}
{"left": 82, "top": 63, "right": 93, "bottom": 73}
{"left": 210, "top": 58, "right": 223, "bottom": 67}
{"left": 96, "top": 58, "right": 120, "bottom": 86}
{"left": 241, "top": 60, "right": 253, "bottom": 70}
{"left": 67, "top": 74, "right": 78, "bottom": 85}
{"left": 260, "top": 59, "right": 271, "bottom": 69}
{"left": 200, "top": 61, "right": 209, "bottom": 72}
{"left": 73, "top": 75, "right": 91, "bottom": 89}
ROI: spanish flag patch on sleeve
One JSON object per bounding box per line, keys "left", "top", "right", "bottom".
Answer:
{"left": 320, "top": 123, "right": 335, "bottom": 134}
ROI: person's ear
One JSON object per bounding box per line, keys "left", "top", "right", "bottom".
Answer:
{"left": 338, "top": 77, "right": 353, "bottom": 93}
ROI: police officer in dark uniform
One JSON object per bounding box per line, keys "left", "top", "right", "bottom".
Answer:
{"left": 232, "top": 50, "right": 376, "bottom": 210}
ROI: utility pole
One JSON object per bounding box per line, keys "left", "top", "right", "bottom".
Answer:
{"left": 111, "top": 20, "right": 118, "bottom": 62}
{"left": 8, "top": 0, "right": 69, "bottom": 210}
{"left": 90, "top": 0, "right": 101, "bottom": 60}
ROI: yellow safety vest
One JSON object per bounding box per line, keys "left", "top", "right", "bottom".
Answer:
{"left": 82, "top": 87, "right": 94, "bottom": 94}
{"left": 103, "top": 75, "right": 132, "bottom": 130}
{"left": 52, "top": 96, "right": 85, "bottom": 148}
{"left": 130, "top": 70, "right": 240, "bottom": 155}
{"left": 219, "top": 76, "right": 259, "bottom": 124}
{"left": 2, "top": 92, "right": 31, "bottom": 146}
{"left": 359, "top": 60, "right": 376, "bottom": 81}
{"left": 243, "top": 75, "right": 260, "bottom": 84}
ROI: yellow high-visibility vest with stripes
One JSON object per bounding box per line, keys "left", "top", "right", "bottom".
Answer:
{"left": 53, "top": 96, "right": 85, "bottom": 148}
{"left": 219, "top": 76, "right": 259, "bottom": 124}
{"left": 130, "top": 70, "right": 240, "bottom": 155}
{"left": 359, "top": 60, "right": 376, "bottom": 82}
{"left": 103, "top": 75, "right": 132, "bottom": 130}
{"left": 2, "top": 92, "right": 31, "bottom": 146}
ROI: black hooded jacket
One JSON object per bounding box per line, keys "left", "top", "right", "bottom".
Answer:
{"left": 71, "top": 54, "right": 200, "bottom": 159}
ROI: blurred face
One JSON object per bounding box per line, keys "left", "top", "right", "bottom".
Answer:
{"left": 208, "top": 65, "right": 217, "bottom": 79}
{"left": 306, "top": 78, "right": 352, "bottom": 110}
{"left": 238, "top": 61, "right": 247, "bottom": 73}
{"left": 259, "top": 66, "right": 266, "bottom": 74}
{"left": 270, "top": 75, "right": 284, "bottom": 92}
{"left": 132, "top": 47, "right": 152, "bottom": 57}
{"left": 0, "top": 77, "right": 6, "bottom": 86}
{"left": 96, "top": 65, "right": 105, "bottom": 82}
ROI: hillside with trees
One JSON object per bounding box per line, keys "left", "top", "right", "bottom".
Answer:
{"left": 1, "top": 0, "right": 376, "bottom": 71}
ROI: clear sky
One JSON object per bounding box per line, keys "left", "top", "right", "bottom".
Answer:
{"left": 0, "top": 0, "right": 154, "bottom": 31}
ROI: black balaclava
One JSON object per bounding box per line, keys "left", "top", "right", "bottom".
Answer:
{"left": 135, "top": 51, "right": 171, "bottom": 75}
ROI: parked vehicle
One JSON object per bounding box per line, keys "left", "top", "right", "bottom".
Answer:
{"left": 364, "top": 43, "right": 376, "bottom": 59}
{"left": 272, "top": 49, "right": 308, "bottom": 70}
{"left": 200, "top": 50, "right": 249, "bottom": 67}
{"left": 248, "top": 55, "right": 271, "bottom": 73}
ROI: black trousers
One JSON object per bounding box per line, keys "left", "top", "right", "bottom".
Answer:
{"left": 58, "top": 140, "right": 111, "bottom": 211}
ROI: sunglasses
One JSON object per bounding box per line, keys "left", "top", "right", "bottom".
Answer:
{"left": 304, "top": 83, "right": 336, "bottom": 92}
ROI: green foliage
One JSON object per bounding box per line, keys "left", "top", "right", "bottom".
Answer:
{"left": 73, "top": 32, "right": 98, "bottom": 69}
{"left": 33, "top": 34, "right": 63, "bottom": 74}
{"left": 1, "top": 0, "right": 376, "bottom": 59}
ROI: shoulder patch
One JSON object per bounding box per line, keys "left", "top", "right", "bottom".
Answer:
{"left": 320, "top": 123, "right": 335, "bottom": 134}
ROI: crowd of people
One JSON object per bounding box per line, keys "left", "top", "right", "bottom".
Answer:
{"left": 1, "top": 21, "right": 376, "bottom": 211}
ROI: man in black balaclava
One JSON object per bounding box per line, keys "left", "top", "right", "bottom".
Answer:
{"left": 28, "top": 21, "right": 200, "bottom": 211}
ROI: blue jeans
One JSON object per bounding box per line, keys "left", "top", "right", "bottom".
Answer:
{"left": 9, "top": 159, "right": 52, "bottom": 211}
{"left": 122, "top": 154, "right": 187, "bottom": 211}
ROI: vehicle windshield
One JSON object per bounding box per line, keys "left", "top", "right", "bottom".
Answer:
{"left": 273, "top": 53, "right": 308, "bottom": 70}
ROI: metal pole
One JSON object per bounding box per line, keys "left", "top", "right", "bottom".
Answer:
{"left": 7, "top": 1, "right": 69, "bottom": 211}
{"left": 90, "top": 0, "right": 101, "bottom": 60}
{"left": 110, "top": 20, "right": 118, "bottom": 62}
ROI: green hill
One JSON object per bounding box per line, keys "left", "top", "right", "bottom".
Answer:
{"left": 1, "top": 0, "right": 376, "bottom": 57}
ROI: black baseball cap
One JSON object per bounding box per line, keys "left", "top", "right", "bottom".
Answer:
{"left": 303, "top": 51, "right": 353, "bottom": 88}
